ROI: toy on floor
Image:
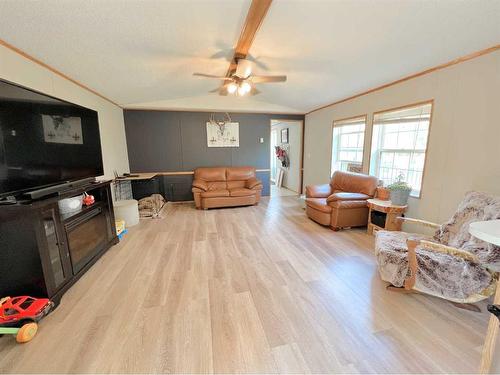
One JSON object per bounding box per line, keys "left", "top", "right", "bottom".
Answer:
{"left": 115, "top": 219, "right": 128, "bottom": 239}
{"left": 0, "top": 296, "right": 54, "bottom": 343}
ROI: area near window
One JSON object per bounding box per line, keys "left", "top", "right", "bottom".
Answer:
{"left": 331, "top": 115, "right": 367, "bottom": 176}
{"left": 369, "top": 101, "right": 433, "bottom": 198}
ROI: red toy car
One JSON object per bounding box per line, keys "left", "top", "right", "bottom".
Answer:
{"left": 0, "top": 296, "right": 53, "bottom": 328}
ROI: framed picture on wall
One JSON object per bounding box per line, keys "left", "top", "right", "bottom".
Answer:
{"left": 281, "top": 128, "right": 289, "bottom": 143}
{"left": 206, "top": 121, "right": 240, "bottom": 147}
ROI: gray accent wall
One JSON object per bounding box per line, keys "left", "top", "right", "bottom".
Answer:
{"left": 124, "top": 110, "right": 304, "bottom": 197}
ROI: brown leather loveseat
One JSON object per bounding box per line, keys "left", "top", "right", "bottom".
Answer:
{"left": 305, "top": 171, "right": 378, "bottom": 230}
{"left": 192, "top": 167, "right": 263, "bottom": 209}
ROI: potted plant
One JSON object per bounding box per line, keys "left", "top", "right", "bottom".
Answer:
{"left": 376, "top": 181, "right": 390, "bottom": 201}
{"left": 387, "top": 174, "right": 412, "bottom": 206}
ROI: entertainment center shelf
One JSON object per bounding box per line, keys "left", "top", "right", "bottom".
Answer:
{"left": 0, "top": 180, "right": 118, "bottom": 304}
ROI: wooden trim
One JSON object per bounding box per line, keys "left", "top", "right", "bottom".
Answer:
{"left": 270, "top": 119, "right": 304, "bottom": 193}
{"left": 372, "top": 99, "right": 434, "bottom": 116}
{"left": 416, "top": 100, "right": 435, "bottom": 200}
{"left": 330, "top": 114, "right": 368, "bottom": 176}
{"left": 270, "top": 119, "right": 303, "bottom": 125}
{"left": 367, "top": 100, "right": 434, "bottom": 199}
{"left": 0, "top": 38, "right": 121, "bottom": 108}
{"left": 235, "top": 0, "right": 273, "bottom": 57}
{"left": 123, "top": 107, "right": 304, "bottom": 116}
{"left": 332, "top": 113, "right": 367, "bottom": 126}
{"left": 300, "top": 119, "right": 305, "bottom": 194}
{"left": 306, "top": 45, "right": 500, "bottom": 115}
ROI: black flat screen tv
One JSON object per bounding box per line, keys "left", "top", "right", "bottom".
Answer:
{"left": 0, "top": 79, "right": 104, "bottom": 198}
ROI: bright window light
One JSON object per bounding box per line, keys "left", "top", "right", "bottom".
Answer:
{"left": 369, "top": 102, "right": 432, "bottom": 197}
{"left": 331, "top": 116, "right": 366, "bottom": 176}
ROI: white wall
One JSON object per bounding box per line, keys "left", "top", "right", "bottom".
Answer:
{"left": 304, "top": 50, "right": 500, "bottom": 223}
{"left": 0, "top": 44, "right": 129, "bottom": 181}
{"left": 271, "top": 120, "right": 303, "bottom": 192}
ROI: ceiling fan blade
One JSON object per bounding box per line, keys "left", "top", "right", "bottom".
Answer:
{"left": 246, "top": 54, "right": 269, "bottom": 70}
{"left": 193, "top": 73, "right": 233, "bottom": 80}
{"left": 209, "top": 49, "right": 233, "bottom": 61}
{"left": 251, "top": 75, "right": 287, "bottom": 83}
{"left": 217, "top": 82, "right": 230, "bottom": 96}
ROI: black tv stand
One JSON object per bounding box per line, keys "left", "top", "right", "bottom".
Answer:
{"left": 0, "top": 180, "right": 118, "bottom": 305}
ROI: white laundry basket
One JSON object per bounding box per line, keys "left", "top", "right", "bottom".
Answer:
{"left": 113, "top": 199, "right": 139, "bottom": 227}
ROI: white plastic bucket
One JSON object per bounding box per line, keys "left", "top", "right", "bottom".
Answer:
{"left": 113, "top": 199, "right": 140, "bottom": 227}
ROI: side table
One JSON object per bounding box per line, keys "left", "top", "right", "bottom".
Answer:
{"left": 367, "top": 198, "right": 408, "bottom": 235}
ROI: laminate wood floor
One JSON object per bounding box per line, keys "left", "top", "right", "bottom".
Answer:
{"left": 0, "top": 196, "right": 489, "bottom": 373}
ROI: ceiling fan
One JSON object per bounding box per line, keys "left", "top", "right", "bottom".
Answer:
{"left": 193, "top": 58, "right": 286, "bottom": 96}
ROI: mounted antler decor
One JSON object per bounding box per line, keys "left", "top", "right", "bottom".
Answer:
{"left": 206, "top": 112, "right": 239, "bottom": 148}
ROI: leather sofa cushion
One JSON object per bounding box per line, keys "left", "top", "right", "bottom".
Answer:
{"left": 207, "top": 181, "right": 227, "bottom": 191}
{"left": 305, "top": 184, "right": 332, "bottom": 198}
{"left": 227, "top": 180, "right": 246, "bottom": 189}
{"left": 201, "top": 189, "right": 230, "bottom": 198}
{"left": 306, "top": 205, "right": 331, "bottom": 226}
{"left": 327, "top": 192, "right": 370, "bottom": 202}
{"left": 195, "top": 167, "right": 226, "bottom": 182}
{"left": 329, "top": 200, "right": 368, "bottom": 209}
{"left": 226, "top": 167, "right": 256, "bottom": 181}
{"left": 202, "top": 195, "right": 256, "bottom": 209}
{"left": 229, "top": 188, "right": 255, "bottom": 197}
{"left": 330, "top": 171, "right": 378, "bottom": 196}
{"left": 305, "top": 198, "right": 332, "bottom": 213}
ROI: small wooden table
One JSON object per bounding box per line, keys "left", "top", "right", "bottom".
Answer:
{"left": 470, "top": 220, "right": 500, "bottom": 374}
{"left": 366, "top": 198, "right": 408, "bottom": 235}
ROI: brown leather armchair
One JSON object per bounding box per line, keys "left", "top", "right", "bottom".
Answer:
{"left": 192, "top": 167, "right": 263, "bottom": 209}
{"left": 305, "top": 171, "right": 378, "bottom": 230}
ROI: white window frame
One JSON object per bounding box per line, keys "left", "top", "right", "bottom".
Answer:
{"left": 369, "top": 101, "right": 433, "bottom": 198}
{"left": 331, "top": 115, "right": 367, "bottom": 176}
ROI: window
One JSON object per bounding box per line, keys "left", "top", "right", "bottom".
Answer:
{"left": 369, "top": 102, "right": 432, "bottom": 197}
{"left": 331, "top": 115, "right": 366, "bottom": 176}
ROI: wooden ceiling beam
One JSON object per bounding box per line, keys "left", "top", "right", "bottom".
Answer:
{"left": 225, "top": 0, "right": 273, "bottom": 76}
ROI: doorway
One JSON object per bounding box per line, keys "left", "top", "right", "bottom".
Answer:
{"left": 270, "top": 119, "right": 303, "bottom": 197}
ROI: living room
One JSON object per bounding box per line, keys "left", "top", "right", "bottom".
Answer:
{"left": 0, "top": 1, "right": 500, "bottom": 374}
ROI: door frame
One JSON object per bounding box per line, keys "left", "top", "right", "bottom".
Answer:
{"left": 269, "top": 119, "right": 304, "bottom": 194}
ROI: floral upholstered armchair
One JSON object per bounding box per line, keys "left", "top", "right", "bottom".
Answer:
{"left": 375, "top": 191, "right": 500, "bottom": 305}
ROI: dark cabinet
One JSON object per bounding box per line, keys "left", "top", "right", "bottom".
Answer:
{"left": 131, "top": 174, "right": 193, "bottom": 202}
{"left": 0, "top": 181, "right": 118, "bottom": 305}
{"left": 162, "top": 175, "right": 193, "bottom": 202}
{"left": 40, "top": 205, "right": 72, "bottom": 294}
{"left": 131, "top": 177, "right": 162, "bottom": 200}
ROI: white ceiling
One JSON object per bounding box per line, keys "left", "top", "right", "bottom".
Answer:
{"left": 0, "top": 0, "right": 499, "bottom": 114}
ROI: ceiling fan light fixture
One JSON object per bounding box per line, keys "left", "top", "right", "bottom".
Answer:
{"left": 238, "top": 81, "right": 251, "bottom": 96}
{"left": 227, "top": 82, "right": 237, "bottom": 94}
